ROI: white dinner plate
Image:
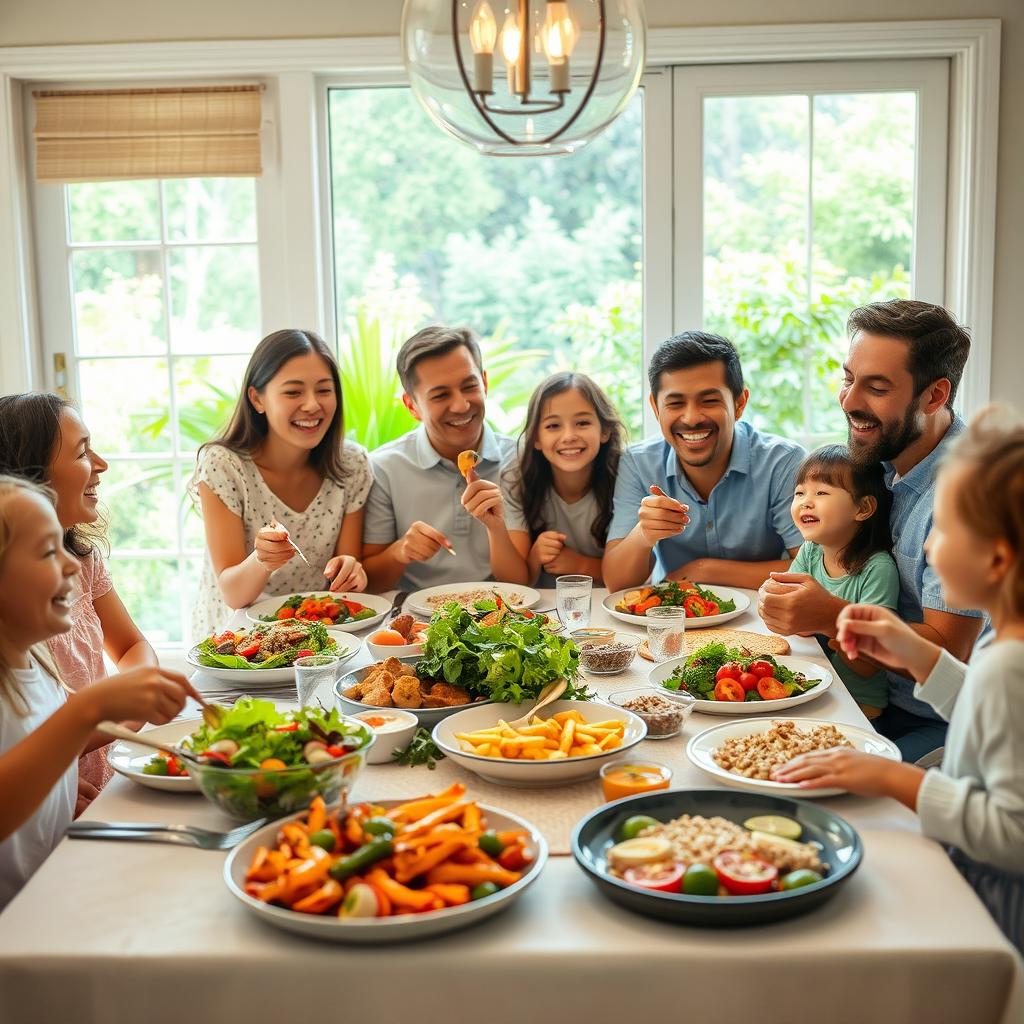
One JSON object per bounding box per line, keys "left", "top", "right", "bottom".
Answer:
{"left": 648, "top": 656, "right": 833, "bottom": 715}
{"left": 106, "top": 718, "right": 202, "bottom": 793}
{"left": 603, "top": 585, "right": 750, "bottom": 628}
{"left": 246, "top": 592, "right": 392, "bottom": 633}
{"left": 223, "top": 800, "right": 547, "bottom": 943}
{"left": 407, "top": 582, "right": 541, "bottom": 616}
{"left": 687, "top": 717, "right": 902, "bottom": 797}
{"left": 186, "top": 639, "right": 357, "bottom": 685}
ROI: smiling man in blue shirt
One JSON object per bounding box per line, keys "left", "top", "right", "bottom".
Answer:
{"left": 603, "top": 332, "right": 805, "bottom": 593}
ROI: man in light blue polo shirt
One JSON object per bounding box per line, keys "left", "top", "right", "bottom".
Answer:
{"left": 603, "top": 332, "right": 805, "bottom": 592}
{"left": 759, "top": 300, "right": 985, "bottom": 762}
{"left": 362, "top": 326, "right": 519, "bottom": 593}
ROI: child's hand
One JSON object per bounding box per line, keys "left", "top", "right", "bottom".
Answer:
{"left": 82, "top": 666, "right": 199, "bottom": 727}
{"left": 836, "top": 604, "right": 940, "bottom": 680}
{"left": 254, "top": 524, "right": 295, "bottom": 571}
{"left": 771, "top": 747, "right": 897, "bottom": 796}
{"left": 324, "top": 554, "right": 367, "bottom": 593}
{"left": 532, "top": 531, "right": 566, "bottom": 567}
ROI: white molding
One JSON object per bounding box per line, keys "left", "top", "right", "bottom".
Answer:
{"left": 0, "top": 19, "right": 1001, "bottom": 406}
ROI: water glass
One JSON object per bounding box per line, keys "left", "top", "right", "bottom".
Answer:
{"left": 294, "top": 654, "right": 341, "bottom": 708}
{"left": 555, "top": 574, "right": 593, "bottom": 631}
{"left": 645, "top": 606, "right": 686, "bottom": 662}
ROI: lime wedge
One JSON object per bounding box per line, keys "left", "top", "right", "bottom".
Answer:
{"left": 742, "top": 815, "right": 802, "bottom": 841}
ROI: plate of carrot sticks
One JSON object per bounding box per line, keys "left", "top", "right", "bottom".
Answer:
{"left": 223, "top": 782, "right": 547, "bottom": 942}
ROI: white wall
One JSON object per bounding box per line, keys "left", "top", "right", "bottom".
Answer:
{"left": 2, "top": 0, "right": 1021, "bottom": 401}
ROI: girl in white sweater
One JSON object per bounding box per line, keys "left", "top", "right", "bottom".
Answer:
{"left": 775, "top": 407, "right": 1024, "bottom": 952}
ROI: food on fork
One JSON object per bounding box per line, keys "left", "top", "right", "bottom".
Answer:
{"left": 457, "top": 449, "right": 481, "bottom": 480}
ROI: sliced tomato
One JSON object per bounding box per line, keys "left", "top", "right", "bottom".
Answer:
{"left": 623, "top": 862, "right": 686, "bottom": 894}
{"left": 683, "top": 595, "right": 707, "bottom": 617}
{"left": 199, "top": 750, "right": 232, "bottom": 767}
{"left": 273, "top": 722, "right": 299, "bottom": 732}
{"left": 702, "top": 601, "right": 719, "bottom": 615}
{"left": 342, "top": 600, "right": 365, "bottom": 615}
{"left": 236, "top": 642, "right": 261, "bottom": 658}
{"left": 713, "top": 677, "right": 745, "bottom": 702}
{"left": 713, "top": 851, "right": 778, "bottom": 895}
{"left": 756, "top": 677, "right": 788, "bottom": 701}
{"left": 738, "top": 672, "right": 759, "bottom": 692}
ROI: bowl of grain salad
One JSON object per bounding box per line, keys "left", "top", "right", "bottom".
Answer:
{"left": 686, "top": 717, "right": 902, "bottom": 797}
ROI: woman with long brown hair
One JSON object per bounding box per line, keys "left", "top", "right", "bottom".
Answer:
{"left": 191, "top": 330, "right": 371, "bottom": 641}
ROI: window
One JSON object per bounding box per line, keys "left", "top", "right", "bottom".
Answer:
{"left": 35, "top": 177, "right": 259, "bottom": 643}
{"left": 673, "top": 61, "right": 949, "bottom": 446}
{"left": 326, "top": 85, "right": 646, "bottom": 441}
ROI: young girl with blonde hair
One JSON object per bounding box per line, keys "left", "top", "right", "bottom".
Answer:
{"left": 0, "top": 476, "right": 195, "bottom": 908}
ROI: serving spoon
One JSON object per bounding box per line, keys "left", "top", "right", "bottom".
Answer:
{"left": 505, "top": 678, "right": 568, "bottom": 729}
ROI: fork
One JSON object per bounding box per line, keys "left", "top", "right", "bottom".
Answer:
{"left": 66, "top": 817, "right": 268, "bottom": 850}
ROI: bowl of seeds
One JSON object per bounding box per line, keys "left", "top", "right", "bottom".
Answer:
{"left": 578, "top": 634, "right": 642, "bottom": 675}
{"left": 608, "top": 687, "right": 695, "bottom": 739}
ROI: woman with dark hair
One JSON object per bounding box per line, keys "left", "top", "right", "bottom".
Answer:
{"left": 191, "top": 330, "right": 371, "bottom": 642}
{"left": 499, "top": 372, "right": 625, "bottom": 586}
{"left": 0, "top": 391, "right": 159, "bottom": 802}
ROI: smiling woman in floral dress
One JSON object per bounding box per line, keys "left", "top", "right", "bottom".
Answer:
{"left": 191, "top": 330, "right": 372, "bottom": 643}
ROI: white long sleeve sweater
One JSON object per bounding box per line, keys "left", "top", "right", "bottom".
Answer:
{"left": 915, "top": 641, "right": 1024, "bottom": 874}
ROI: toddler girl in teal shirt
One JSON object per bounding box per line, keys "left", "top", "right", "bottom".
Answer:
{"left": 789, "top": 445, "right": 900, "bottom": 718}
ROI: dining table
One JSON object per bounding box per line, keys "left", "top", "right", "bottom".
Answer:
{"left": 0, "top": 587, "right": 1021, "bottom": 1024}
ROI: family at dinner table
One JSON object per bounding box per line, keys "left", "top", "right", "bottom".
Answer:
{"left": 0, "top": 297, "right": 1021, "bottom": 953}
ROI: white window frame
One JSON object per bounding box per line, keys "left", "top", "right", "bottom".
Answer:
{"left": 0, "top": 22, "right": 1000, "bottom": 418}
{"left": 671, "top": 58, "right": 950, "bottom": 445}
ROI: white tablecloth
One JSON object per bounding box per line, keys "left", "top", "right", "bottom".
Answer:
{"left": 1, "top": 588, "right": 1021, "bottom": 1024}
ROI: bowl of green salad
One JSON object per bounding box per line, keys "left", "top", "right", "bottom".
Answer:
{"left": 180, "top": 698, "right": 374, "bottom": 821}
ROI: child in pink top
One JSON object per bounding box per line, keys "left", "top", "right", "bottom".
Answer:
{"left": 0, "top": 393, "right": 159, "bottom": 807}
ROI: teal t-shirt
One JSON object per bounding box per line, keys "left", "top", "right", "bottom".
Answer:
{"left": 790, "top": 543, "right": 901, "bottom": 710}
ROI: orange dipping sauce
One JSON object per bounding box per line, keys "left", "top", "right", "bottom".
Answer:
{"left": 600, "top": 761, "right": 672, "bottom": 802}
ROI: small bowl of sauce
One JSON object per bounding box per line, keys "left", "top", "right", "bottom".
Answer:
{"left": 600, "top": 759, "right": 673, "bottom": 802}
{"left": 351, "top": 708, "right": 418, "bottom": 763}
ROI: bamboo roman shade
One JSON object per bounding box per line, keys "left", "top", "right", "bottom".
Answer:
{"left": 32, "top": 85, "right": 263, "bottom": 183}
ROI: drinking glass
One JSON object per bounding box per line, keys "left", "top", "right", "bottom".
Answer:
{"left": 294, "top": 654, "right": 341, "bottom": 707}
{"left": 555, "top": 574, "right": 593, "bottom": 631}
{"left": 645, "top": 606, "right": 686, "bottom": 662}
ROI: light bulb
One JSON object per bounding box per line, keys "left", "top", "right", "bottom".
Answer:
{"left": 542, "top": 1, "right": 578, "bottom": 62}
{"left": 469, "top": 1, "right": 497, "bottom": 54}
{"left": 500, "top": 12, "right": 522, "bottom": 65}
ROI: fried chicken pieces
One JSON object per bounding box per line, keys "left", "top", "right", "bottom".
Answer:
{"left": 343, "top": 656, "right": 471, "bottom": 709}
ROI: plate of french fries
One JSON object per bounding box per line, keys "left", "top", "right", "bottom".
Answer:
{"left": 432, "top": 700, "right": 647, "bottom": 787}
{"left": 224, "top": 783, "right": 548, "bottom": 943}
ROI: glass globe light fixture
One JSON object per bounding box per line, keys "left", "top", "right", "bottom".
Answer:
{"left": 401, "top": 0, "right": 646, "bottom": 156}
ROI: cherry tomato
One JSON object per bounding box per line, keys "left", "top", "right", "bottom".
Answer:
{"left": 722, "top": 662, "right": 744, "bottom": 679}
{"left": 715, "top": 664, "right": 740, "bottom": 682}
{"left": 295, "top": 649, "right": 314, "bottom": 659}
{"left": 623, "top": 862, "right": 686, "bottom": 893}
{"left": 749, "top": 661, "right": 775, "bottom": 679}
{"left": 713, "top": 677, "right": 745, "bottom": 702}
{"left": 325, "top": 744, "right": 346, "bottom": 757}
{"left": 738, "top": 672, "right": 759, "bottom": 692}
{"left": 756, "top": 677, "right": 788, "bottom": 701}
{"left": 713, "top": 851, "right": 778, "bottom": 895}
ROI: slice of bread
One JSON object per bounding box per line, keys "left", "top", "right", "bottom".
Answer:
{"left": 638, "top": 628, "right": 791, "bottom": 662}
